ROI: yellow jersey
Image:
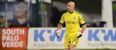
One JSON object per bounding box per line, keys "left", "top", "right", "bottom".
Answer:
{"left": 60, "top": 11, "right": 85, "bottom": 34}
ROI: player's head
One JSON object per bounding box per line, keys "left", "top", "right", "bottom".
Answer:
{"left": 67, "top": 1, "right": 75, "bottom": 12}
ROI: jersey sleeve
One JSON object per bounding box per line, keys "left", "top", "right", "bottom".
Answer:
{"left": 60, "top": 14, "right": 65, "bottom": 24}
{"left": 79, "top": 14, "right": 85, "bottom": 24}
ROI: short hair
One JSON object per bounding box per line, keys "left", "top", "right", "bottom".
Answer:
{"left": 67, "top": 0, "right": 77, "bottom": 8}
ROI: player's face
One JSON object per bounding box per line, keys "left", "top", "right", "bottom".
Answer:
{"left": 67, "top": 2, "right": 75, "bottom": 12}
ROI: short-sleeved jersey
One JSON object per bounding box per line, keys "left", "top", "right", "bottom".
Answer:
{"left": 60, "top": 11, "right": 85, "bottom": 34}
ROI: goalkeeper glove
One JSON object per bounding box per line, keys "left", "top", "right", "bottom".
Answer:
{"left": 56, "top": 30, "right": 61, "bottom": 38}
{"left": 77, "top": 29, "right": 84, "bottom": 38}
{"left": 77, "top": 32, "right": 83, "bottom": 38}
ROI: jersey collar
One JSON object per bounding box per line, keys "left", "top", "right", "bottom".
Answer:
{"left": 68, "top": 10, "right": 75, "bottom": 14}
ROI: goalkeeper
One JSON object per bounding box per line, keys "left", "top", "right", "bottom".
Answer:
{"left": 56, "top": 1, "right": 87, "bottom": 50}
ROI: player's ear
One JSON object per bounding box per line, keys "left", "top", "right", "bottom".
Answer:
{"left": 75, "top": 3, "right": 78, "bottom": 8}
{"left": 72, "top": 0, "right": 78, "bottom": 8}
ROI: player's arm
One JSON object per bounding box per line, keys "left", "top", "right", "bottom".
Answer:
{"left": 77, "top": 14, "right": 87, "bottom": 38}
{"left": 77, "top": 23, "right": 87, "bottom": 38}
{"left": 57, "top": 23, "right": 63, "bottom": 31}
{"left": 56, "top": 23, "right": 63, "bottom": 38}
{"left": 56, "top": 14, "right": 65, "bottom": 38}
{"left": 80, "top": 23, "right": 87, "bottom": 33}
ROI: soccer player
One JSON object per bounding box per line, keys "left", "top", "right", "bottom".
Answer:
{"left": 56, "top": 1, "right": 87, "bottom": 50}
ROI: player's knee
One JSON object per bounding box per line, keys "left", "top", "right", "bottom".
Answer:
{"left": 65, "top": 48, "right": 69, "bottom": 50}
{"left": 69, "top": 44, "right": 75, "bottom": 50}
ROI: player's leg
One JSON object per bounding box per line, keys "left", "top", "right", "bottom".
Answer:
{"left": 69, "top": 44, "right": 75, "bottom": 50}
{"left": 65, "top": 48, "right": 69, "bottom": 50}
{"left": 64, "top": 35, "right": 70, "bottom": 50}
{"left": 64, "top": 42, "right": 70, "bottom": 50}
{"left": 69, "top": 36, "right": 79, "bottom": 50}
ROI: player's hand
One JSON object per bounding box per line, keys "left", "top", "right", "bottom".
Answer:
{"left": 56, "top": 30, "right": 61, "bottom": 38}
{"left": 77, "top": 32, "right": 83, "bottom": 38}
